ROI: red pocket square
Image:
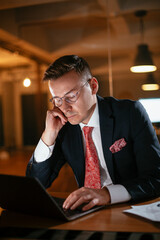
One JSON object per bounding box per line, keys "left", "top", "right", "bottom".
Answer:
{"left": 109, "top": 138, "right": 127, "bottom": 153}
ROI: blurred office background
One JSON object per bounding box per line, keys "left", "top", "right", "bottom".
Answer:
{"left": 0, "top": 0, "right": 160, "bottom": 191}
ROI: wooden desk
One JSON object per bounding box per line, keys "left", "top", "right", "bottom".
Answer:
{"left": 0, "top": 193, "right": 160, "bottom": 233}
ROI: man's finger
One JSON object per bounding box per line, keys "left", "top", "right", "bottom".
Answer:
{"left": 70, "top": 194, "right": 92, "bottom": 210}
{"left": 49, "top": 108, "right": 68, "bottom": 124}
{"left": 63, "top": 191, "right": 81, "bottom": 209}
{"left": 82, "top": 198, "right": 99, "bottom": 211}
{"left": 63, "top": 188, "right": 89, "bottom": 209}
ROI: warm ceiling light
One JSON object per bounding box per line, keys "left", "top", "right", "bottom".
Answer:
{"left": 141, "top": 73, "right": 159, "bottom": 91}
{"left": 130, "top": 10, "right": 157, "bottom": 73}
{"left": 130, "top": 44, "right": 157, "bottom": 73}
{"left": 23, "top": 78, "right": 31, "bottom": 87}
{"left": 131, "top": 66, "right": 157, "bottom": 73}
{"left": 142, "top": 84, "right": 159, "bottom": 91}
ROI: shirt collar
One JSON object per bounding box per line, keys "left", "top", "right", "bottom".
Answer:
{"left": 79, "top": 103, "right": 99, "bottom": 129}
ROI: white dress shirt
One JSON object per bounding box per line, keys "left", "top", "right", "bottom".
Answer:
{"left": 34, "top": 104, "right": 131, "bottom": 204}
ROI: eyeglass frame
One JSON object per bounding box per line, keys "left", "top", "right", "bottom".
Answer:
{"left": 49, "top": 78, "right": 91, "bottom": 107}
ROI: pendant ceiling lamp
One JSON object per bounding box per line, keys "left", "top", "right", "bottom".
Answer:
{"left": 130, "top": 10, "right": 157, "bottom": 73}
{"left": 141, "top": 73, "right": 159, "bottom": 91}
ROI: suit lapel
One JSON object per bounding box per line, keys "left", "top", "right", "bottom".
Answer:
{"left": 63, "top": 124, "right": 85, "bottom": 187}
{"left": 98, "top": 96, "right": 115, "bottom": 183}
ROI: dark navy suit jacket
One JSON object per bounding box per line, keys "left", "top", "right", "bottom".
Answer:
{"left": 26, "top": 96, "right": 160, "bottom": 202}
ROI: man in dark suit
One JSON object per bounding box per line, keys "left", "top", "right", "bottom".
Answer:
{"left": 26, "top": 55, "right": 160, "bottom": 211}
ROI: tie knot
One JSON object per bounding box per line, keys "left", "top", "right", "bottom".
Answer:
{"left": 83, "top": 126, "right": 93, "bottom": 137}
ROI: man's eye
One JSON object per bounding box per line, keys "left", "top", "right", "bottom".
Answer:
{"left": 66, "top": 93, "right": 76, "bottom": 98}
{"left": 65, "top": 94, "right": 77, "bottom": 102}
{"left": 66, "top": 95, "right": 76, "bottom": 100}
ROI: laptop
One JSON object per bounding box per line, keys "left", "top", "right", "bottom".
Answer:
{"left": 0, "top": 174, "right": 104, "bottom": 221}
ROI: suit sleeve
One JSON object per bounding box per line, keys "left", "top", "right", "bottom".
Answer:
{"left": 123, "top": 101, "right": 160, "bottom": 202}
{"left": 26, "top": 137, "right": 66, "bottom": 188}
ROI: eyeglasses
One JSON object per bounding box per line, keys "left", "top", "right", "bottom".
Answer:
{"left": 49, "top": 79, "right": 90, "bottom": 108}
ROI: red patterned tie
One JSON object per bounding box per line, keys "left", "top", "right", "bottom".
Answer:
{"left": 83, "top": 126, "right": 101, "bottom": 189}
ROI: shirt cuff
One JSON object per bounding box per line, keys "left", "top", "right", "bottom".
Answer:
{"left": 34, "top": 139, "right": 55, "bottom": 163}
{"left": 106, "top": 184, "right": 131, "bottom": 204}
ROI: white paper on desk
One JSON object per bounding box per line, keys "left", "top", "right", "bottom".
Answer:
{"left": 123, "top": 201, "right": 160, "bottom": 222}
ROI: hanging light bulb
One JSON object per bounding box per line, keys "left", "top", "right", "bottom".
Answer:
{"left": 141, "top": 73, "right": 159, "bottom": 91}
{"left": 23, "top": 78, "right": 31, "bottom": 87}
{"left": 130, "top": 10, "right": 157, "bottom": 73}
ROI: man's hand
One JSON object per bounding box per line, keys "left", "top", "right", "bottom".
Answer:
{"left": 41, "top": 106, "right": 67, "bottom": 146}
{"left": 63, "top": 187, "right": 111, "bottom": 211}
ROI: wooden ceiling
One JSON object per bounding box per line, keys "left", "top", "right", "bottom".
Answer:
{"left": 0, "top": 0, "right": 160, "bottom": 96}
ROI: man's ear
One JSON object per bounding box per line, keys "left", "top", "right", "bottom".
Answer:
{"left": 90, "top": 77, "right": 99, "bottom": 94}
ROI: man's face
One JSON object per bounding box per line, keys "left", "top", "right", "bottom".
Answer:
{"left": 49, "top": 70, "right": 98, "bottom": 125}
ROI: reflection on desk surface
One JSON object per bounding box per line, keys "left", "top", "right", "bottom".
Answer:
{"left": 0, "top": 228, "right": 160, "bottom": 240}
